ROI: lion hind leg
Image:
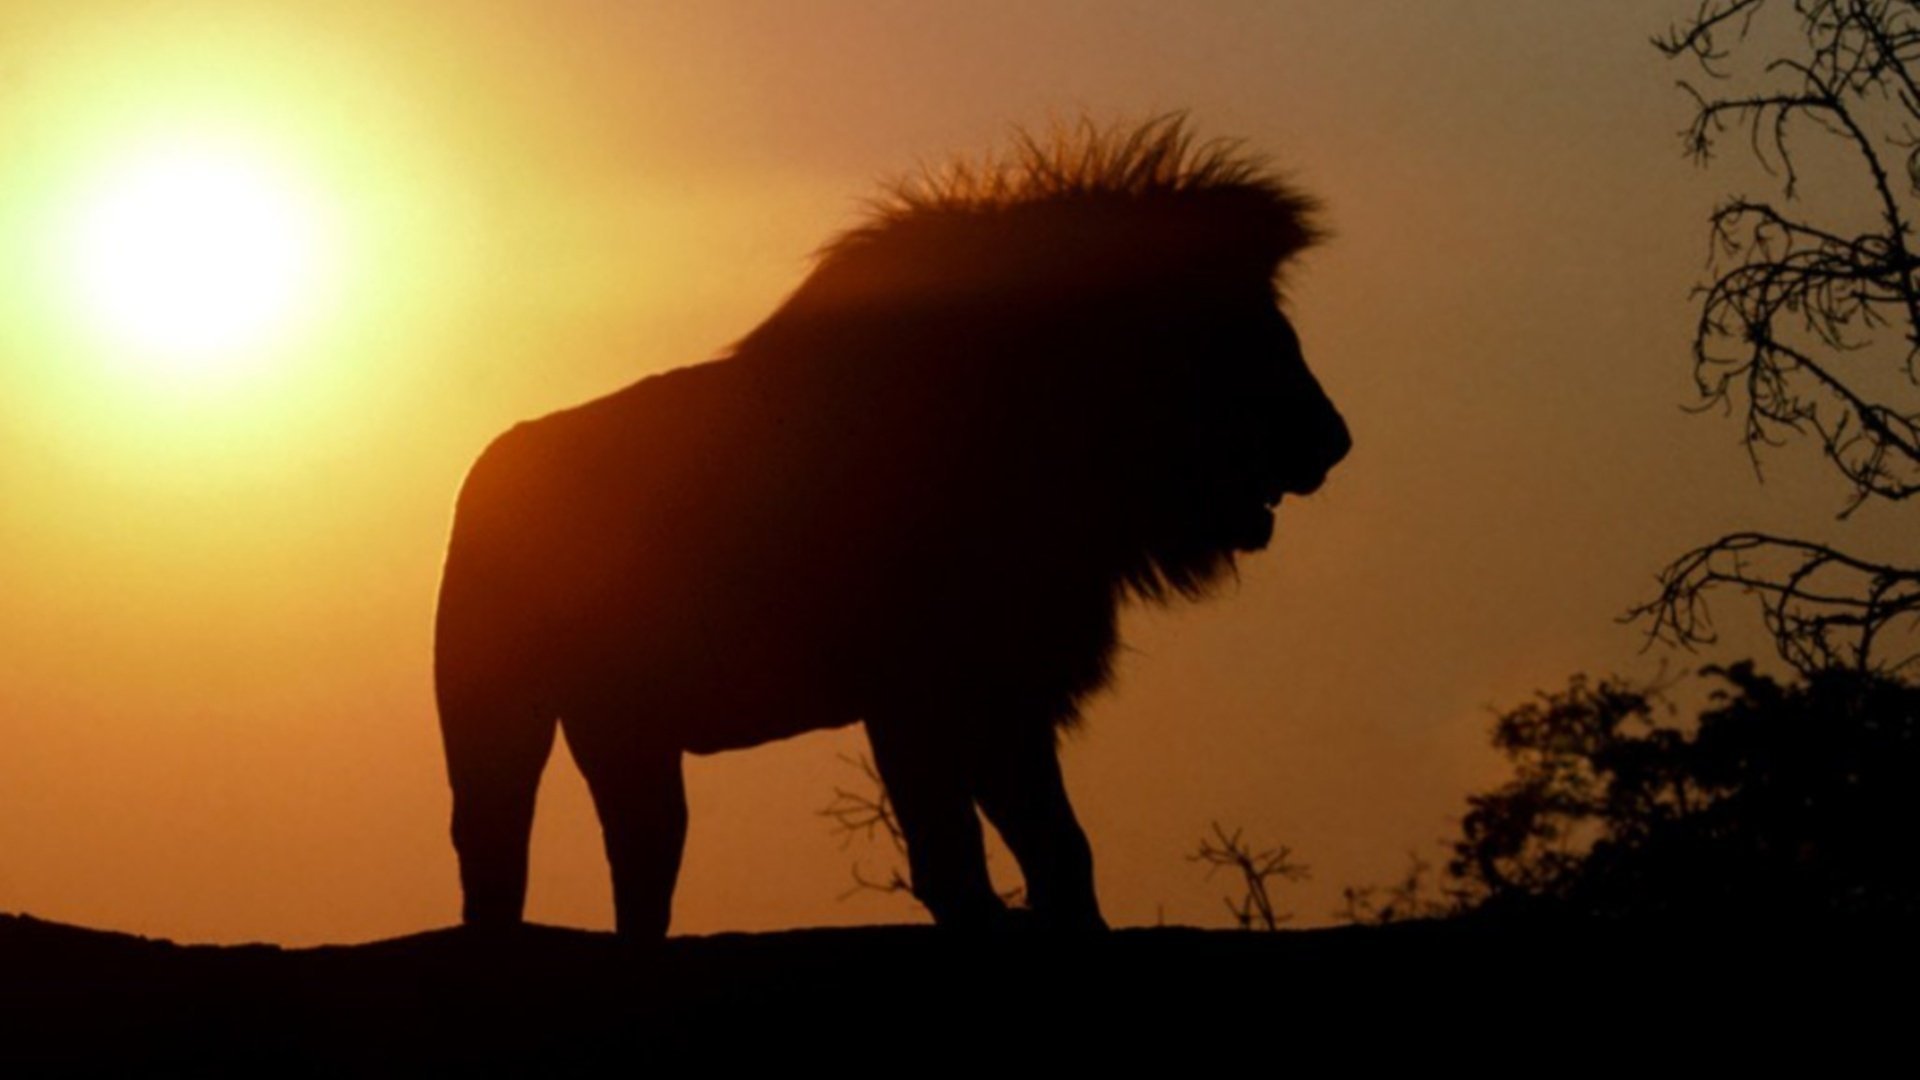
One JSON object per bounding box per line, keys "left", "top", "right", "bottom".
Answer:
{"left": 865, "top": 716, "right": 1005, "bottom": 929}
{"left": 561, "top": 710, "right": 687, "bottom": 940}
{"left": 439, "top": 695, "right": 558, "bottom": 929}
{"left": 973, "top": 724, "right": 1106, "bottom": 932}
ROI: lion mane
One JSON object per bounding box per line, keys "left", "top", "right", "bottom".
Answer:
{"left": 434, "top": 115, "right": 1351, "bottom": 937}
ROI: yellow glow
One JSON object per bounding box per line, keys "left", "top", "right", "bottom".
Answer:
{"left": 63, "top": 143, "right": 333, "bottom": 382}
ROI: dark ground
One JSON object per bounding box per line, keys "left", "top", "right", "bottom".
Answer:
{"left": 0, "top": 911, "right": 1909, "bottom": 1070}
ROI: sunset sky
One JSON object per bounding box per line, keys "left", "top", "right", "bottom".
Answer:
{"left": 2, "top": 1, "right": 1906, "bottom": 945}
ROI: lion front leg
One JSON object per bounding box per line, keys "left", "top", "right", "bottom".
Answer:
{"left": 439, "top": 697, "right": 559, "bottom": 929}
{"left": 561, "top": 710, "right": 687, "bottom": 940}
{"left": 973, "top": 723, "right": 1106, "bottom": 932}
{"left": 865, "top": 715, "right": 1006, "bottom": 930}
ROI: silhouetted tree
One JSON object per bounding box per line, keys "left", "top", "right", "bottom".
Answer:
{"left": 1635, "top": 0, "right": 1920, "bottom": 672}
{"left": 1442, "top": 663, "right": 1920, "bottom": 921}
{"left": 1189, "top": 822, "right": 1310, "bottom": 930}
{"left": 1337, "top": 853, "right": 1456, "bottom": 925}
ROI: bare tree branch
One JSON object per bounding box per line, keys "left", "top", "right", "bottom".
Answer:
{"left": 1630, "top": 531, "right": 1920, "bottom": 673}
{"left": 818, "top": 754, "right": 914, "bottom": 899}
{"left": 1654, "top": 0, "right": 1769, "bottom": 75}
{"left": 1641, "top": 0, "right": 1920, "bottom": 671}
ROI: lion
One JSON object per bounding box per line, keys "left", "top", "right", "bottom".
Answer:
{"left": 434, "top": 116, "right": 1351, "bottom": 939}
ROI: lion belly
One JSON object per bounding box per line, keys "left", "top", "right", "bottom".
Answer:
{"left": 526, "top": 521, "right": 1115, "bottom": 751}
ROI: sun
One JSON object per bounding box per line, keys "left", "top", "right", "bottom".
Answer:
{"left": 64, "top": 142, "right": 332, "bottom": 383}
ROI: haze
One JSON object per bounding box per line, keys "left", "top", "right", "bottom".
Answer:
{"left": 0, "top": 1, "right": 1894, "bottom": 944}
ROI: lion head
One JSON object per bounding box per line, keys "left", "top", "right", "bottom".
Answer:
{"left": 729, "top": 114, "right": 1350, "bottom": 604}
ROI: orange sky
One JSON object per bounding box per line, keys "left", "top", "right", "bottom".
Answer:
{"left": 2, "top": 2, "right": 1907, "bottom": 945}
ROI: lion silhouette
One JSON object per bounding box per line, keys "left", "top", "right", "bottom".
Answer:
{"left": 435, "top": 117, "right": 1351, "bottom": 938}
